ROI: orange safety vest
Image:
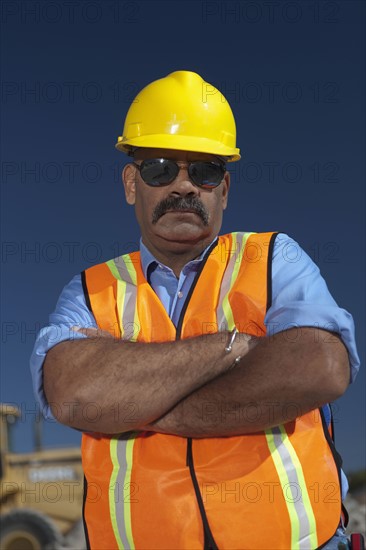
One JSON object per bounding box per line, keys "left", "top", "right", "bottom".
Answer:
{"left": 81, "top": 232, "right": 343, "bottom": 550}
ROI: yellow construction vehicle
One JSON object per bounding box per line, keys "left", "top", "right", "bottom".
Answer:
{"left": 0, "top": 403, "right": 85, "bottom": 549}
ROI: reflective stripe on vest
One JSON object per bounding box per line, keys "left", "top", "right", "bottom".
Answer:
{"left": 109, "top": 433, "right": 137, "bottom": 549}
{"left": 107, "top": 255, "right": 139, "bottom": 341}
{"left": 265, "top": 426, "right": 318, "bottom": 550}
{"left": 217, "top": 232, "right": 254, "bottom": 331}
{"left": 82, "top": 232, "right": 341, "bottom": 550}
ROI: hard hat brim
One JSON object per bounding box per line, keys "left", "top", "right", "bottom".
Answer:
{"left": 115, "top": 134, "right": 241, "bottom": 162}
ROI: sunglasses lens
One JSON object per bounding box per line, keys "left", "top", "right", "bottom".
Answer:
{"left": 139, "top": 159, "right": 178, "bottom": 186}
{"left": 189, "top": 162, "right": 225, "bottom": 188}
{"left": 137, "top": 159, "right": 225, "bottom": 188}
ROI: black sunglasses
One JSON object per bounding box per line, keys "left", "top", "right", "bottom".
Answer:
{"left": 132, "top": 158, "right": 226, "bottom": 189}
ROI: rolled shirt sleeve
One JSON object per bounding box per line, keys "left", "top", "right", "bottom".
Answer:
{"left": 30, "top": 274, "right": 97, "bottom": 420}
{"left": 265, "top": 234, "right": 360, "bottom": 383}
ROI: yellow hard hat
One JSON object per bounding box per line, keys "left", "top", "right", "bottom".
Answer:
{"left": 115, "top": 71, "right": 241, "bottom": 162}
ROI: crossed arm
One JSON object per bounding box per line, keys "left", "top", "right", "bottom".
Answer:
{"left": 43, "top": 327, "right": 350, "bottom": 436}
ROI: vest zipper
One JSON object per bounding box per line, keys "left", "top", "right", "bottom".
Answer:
{"left": 176, "top": 239, "right": 220, "bottom": 550}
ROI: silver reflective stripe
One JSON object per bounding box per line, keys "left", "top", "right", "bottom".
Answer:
{"left": 121, "top": 284, "right": 138, "bottom": 340}
{"left": 113, "top": 255, "right": 135, "bottom": 285}
{"left": 266, "top": 426, "right": 318, "bottom": 550}
{"left": 116, "top": 434, "right": 132, "bottom": 549}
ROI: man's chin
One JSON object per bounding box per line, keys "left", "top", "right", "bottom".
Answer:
{"left": 156, "top": 226, "right": 210, "bottom": 246}
{"left": 146, "top": 214, "right": 214, "bottom": 249}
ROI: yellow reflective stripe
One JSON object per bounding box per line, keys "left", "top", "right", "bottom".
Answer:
{"left": 265, "top": 429, "right": 299, "bottom": 549}
{"left": 123, "top": 436, "right": 136, "bottom": 550}
{"left": 107, "top": 258, "right": 122, "bottom": 281}
{"left": 221, "top": 232, "right": 253, "bottom": 330}
{"left": 106, "top": 259, "right": 127, "bottom": 338}
{"left": 265, "top": 427, "right": 318, "bottom": 550}
{"left": 278, "top": 426, "right": 318, "bottom": 549}
{"left": 109, "top": 438, "right": 124, "bottom": 549}
{"left": 221, "top": 232, "right": 238, "bottom": 331}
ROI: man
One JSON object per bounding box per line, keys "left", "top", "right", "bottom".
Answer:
{"left": 31, "top": 71, "right": 360, "bottom": 549}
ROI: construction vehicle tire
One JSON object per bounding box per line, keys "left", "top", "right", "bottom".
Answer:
{"left": 0, "top": 509, "right": 63, "bottom": 550}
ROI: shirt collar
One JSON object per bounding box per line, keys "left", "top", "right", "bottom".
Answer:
{"left": 140, "top": 237, "right": 218, "bottom": 280}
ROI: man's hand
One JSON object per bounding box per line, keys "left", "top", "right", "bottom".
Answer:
{"left": 144, "top": 328, "right": 350, "bottom": 437}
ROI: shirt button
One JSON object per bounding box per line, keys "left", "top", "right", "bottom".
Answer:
{"left": 178, "top": 291, "right": 183, "bottom": 298}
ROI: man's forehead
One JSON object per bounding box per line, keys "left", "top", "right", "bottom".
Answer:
{"left": 132, "top": 148, "right": 224, "bottom": 162}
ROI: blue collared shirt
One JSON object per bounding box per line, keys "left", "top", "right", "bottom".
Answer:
{"left": 141, "top": 239, "right": 212, "bottom": 327}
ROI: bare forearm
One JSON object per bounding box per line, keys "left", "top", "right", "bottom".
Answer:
{"left": 147, "top": 328, "right": 350, "bottom": 437}
{"left": 43, "top": 332, "right": 244, "bottom": 433}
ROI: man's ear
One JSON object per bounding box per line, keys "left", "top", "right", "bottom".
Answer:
{"left": 122, "top": 163, "right": 136, "bottom": 205}
{"left": 222, "top": 170, "right": 230, "bottom": 210}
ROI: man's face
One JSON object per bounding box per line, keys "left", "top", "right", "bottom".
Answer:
{"left": 122, "top": 148, "right": 230, "bottom": 256}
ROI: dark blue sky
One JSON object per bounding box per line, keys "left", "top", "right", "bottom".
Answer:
{"left": 1, "top": 0, "right": 365, "bottom": 472}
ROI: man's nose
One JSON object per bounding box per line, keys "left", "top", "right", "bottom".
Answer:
{"left": 168, "top": 165, "right": 199, "bottom": 196}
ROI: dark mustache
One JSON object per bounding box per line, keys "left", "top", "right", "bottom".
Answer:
{"left": 152, "top": 196, "right": 209, "bottom": 225}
